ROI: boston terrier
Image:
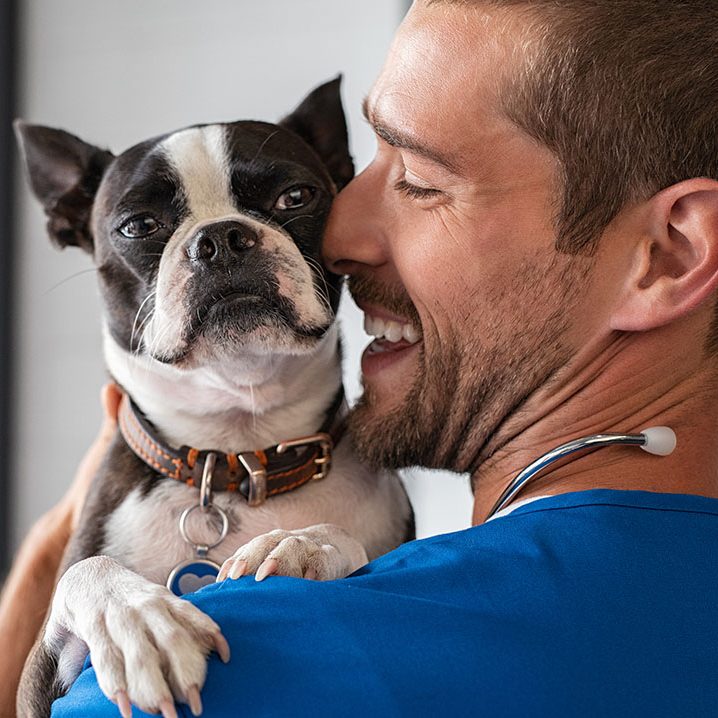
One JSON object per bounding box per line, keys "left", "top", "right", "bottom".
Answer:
{"left": 15, "top": 78, "right": 413, "bottom": 718}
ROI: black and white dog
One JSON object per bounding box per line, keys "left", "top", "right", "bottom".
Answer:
{"left": 15, "top": 79, "right": 413, "bottom": 717}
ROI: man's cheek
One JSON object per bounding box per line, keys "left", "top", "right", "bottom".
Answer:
{"left": 397, "top": 220, "right": 464, "bottom": 286}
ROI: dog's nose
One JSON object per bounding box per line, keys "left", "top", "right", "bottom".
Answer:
{"left": 187, "top": 220, "right": 260, "bottom": 264}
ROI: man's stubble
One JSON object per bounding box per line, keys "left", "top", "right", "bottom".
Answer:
{"left": 347, "top": 250, "right": 593, "bottom": 477}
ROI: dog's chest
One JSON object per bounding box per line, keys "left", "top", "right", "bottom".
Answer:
{"left": 101, "top": 481, "right": 280, "bottom": 584}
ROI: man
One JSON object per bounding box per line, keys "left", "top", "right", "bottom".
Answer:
{"left": 4, "top": 0, "right": 718, "bottom": 715}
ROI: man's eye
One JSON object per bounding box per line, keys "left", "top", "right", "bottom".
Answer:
{"left": 274, "top": 186, "right": 316, "bottom": 211}
{"left": 118, "top": 216, "right": 162, "bottom": 238}
{"left": 394, "top": 178, "right": 442, "bottom": 200}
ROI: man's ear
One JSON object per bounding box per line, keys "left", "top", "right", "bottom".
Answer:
{"left": 610, "top": 179, "right": 718, "bottom": 332}
{"left": 14, "top": 121, "right": 114, "bottom": 253}
{"left": 279, "top": 76, "right": 355, "bottom": 191}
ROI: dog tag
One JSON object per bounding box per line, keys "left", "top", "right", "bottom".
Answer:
{"left": 167, "top": 558, "right": 221, "bottom": 597}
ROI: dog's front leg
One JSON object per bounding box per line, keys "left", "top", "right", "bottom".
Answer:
{"left": 218, "top": 523, "right": 369, "bottom": 582}
{"left": 19, "top": 555, "right": 230, "bottom": 718}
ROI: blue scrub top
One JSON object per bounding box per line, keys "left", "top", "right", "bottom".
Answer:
{"left": 52, "top": 490, "right": 718, "bottom": 717}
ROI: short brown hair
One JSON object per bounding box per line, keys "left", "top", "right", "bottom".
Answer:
{"left": 429, "top": 0, "right": 718, "bottom": 255}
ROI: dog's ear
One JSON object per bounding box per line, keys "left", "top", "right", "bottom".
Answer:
{"left": 279, "top": 76, "right": 355, "bottom": 191}
{"left": 14, "top": 121, "right": 114, "bottom": 253}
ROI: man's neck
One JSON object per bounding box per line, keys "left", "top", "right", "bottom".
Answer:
{"left": 471, "top": 320, "right": 718, "bottom": 523}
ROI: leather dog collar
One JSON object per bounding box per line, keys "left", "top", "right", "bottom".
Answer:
{"left": 117, "top": 389, "right": 347, "bottom": 507}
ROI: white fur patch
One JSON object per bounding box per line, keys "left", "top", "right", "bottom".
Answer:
{"left": 161, "top": 125, "right": 236, "bottom": 220}
{"left": 103, "top": 323, "right": 343, "bottom": 450}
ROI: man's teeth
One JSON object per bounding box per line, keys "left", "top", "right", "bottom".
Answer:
{"left": 363, "top": 314, "right": 421, "bottom": 344}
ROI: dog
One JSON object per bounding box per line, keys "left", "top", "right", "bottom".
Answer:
{"left": 14, "top": 78, "right": 414, "bottom": 717}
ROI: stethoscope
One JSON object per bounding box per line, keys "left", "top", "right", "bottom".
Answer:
{"left": 486, "top": 426, "right": 677, "bottom": 520}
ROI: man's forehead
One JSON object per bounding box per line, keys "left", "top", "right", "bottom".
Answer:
{"left": 366, "top": 1, "right": 524, "bottom": 169}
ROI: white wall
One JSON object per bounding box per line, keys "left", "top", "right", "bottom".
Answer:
{"left": 12, "top": 0, "right": 472, "bottom": 549}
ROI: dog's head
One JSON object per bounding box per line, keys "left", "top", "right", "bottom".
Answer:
{"left": 16, "top": 79, "right": 353, "bottom": 369}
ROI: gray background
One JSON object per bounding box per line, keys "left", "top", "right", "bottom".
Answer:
{"left": 11, "top": 0, "right": 472, "bottom": 550}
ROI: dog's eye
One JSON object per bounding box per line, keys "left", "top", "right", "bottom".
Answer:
{"left": 274, "top": 186, "right": 316, "bottom": 211}
{"left": 118, "top": 216, "right": 162, "bottom": 238}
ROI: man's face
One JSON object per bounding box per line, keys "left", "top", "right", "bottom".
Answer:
{"left": 323, "top": 2, "right": 597, "bottom": 474}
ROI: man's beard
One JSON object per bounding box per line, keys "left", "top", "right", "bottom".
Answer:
{"left": 347, "top": 251, "right": 592, "bottom": 474}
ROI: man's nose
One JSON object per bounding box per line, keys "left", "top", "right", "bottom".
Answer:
{"left": 322, "top": 166, "right": 387, "bottom": 275}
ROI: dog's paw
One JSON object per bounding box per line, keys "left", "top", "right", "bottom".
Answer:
{"left": 217, "top": 523, "right": 368, "bottom": 582}
{"left": 48, "top": 556, "right": 230, "bottom": 718}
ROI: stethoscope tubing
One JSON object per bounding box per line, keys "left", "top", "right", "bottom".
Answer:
{"left": 487, "top": 433, "right": 648, "bottom": 519}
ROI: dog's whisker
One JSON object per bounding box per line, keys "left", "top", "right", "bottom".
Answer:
{"left": 42, "top": 267, "right": 98, "bottom": 296}
{"left": 133, "top": 309, "right": 156, "bottom": 360}
{"left": 303, "top": 256, "right": 333, "bottom": 316}
{"left": 248, "top": 382, "right": 257, "bottom": 433}
{"left": 144, "top": 319, "right": 163, "bottom": 361}
{"left": 247, "top": 130, "right": 280, "bottom": 167}
{"left": 279, "top": 214, "right": 313, "bottom": 230}
{"left": 151, "top": 323, "right": 174, "bottom": 361}
{"left": 128, "top": 313, "right": 156, "bottom": 382}
{"left": 134, "top": 306, "right": 155, "bottom": 342}
{"left": 132, "top": 315, "right": 154, "bottom": 358}
{"left": 305, "top": 256, "right": 331, "bottom": 294}
{"left": 130, "top": 291, "right": 157, "bottom": 354}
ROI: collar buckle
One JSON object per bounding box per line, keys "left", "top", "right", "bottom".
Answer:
{"left": 276, "top": 433, "right": 333, "bottom": 481}
{"left": 238, "top": 452, "right": 268, "bottom": 507}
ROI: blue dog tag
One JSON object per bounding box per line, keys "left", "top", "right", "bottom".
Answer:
{"left": 167, "top": 559, "right": 220, "bottom": 596}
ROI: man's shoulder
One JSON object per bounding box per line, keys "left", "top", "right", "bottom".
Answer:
{"left": 53, "top": 490, "right": 718, "bottom": 717}
{"left": 192, "top": 489, "right": 718, "bottom": 713}
{"left": 343, "top": 487, "right": 718, "bottom": 590}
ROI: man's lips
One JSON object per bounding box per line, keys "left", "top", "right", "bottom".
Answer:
{"left": 360, "top": 335, "right": 420, "bottom": 378}
{"left": 365, "top": 337, "right": 416, "bottom": 353}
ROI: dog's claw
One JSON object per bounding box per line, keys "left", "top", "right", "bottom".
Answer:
{"left": 304, "top": 567, "right": 317, "bottom": 580}
{"left": 213, "top": 631, "right": 231, "bottom": 663}
{"left": 159, "top": 698, "right": 178, "bottom": 718}
{"left": 115, "top": 690, "right": 132, "bottom": 718}
{"left": 229, "top": 559, "right": 248, "bottom": 580}
{"left": 186, "top": 685, "right": 203, "bottom": 716}
{"left": 256, "top": 558, "right": 278, "bottom": 582}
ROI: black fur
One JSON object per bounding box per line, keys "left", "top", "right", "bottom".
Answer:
{"left": 13, "top": 122, "right": 113, "bottom": 253}
{"left": 279, "top": 76, "right": 355, "bottom": 191}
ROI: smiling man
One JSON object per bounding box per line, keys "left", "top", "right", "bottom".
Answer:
{"left": 7, "top": 0, "right": 718, "bottom": 716}
{"left": 332, "top": 0, "right": 718, "bottom": 524}
{"left": 337, "top": 13, "right": 588, "bottom": 493}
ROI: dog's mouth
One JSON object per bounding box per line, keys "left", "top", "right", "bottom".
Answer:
{"left": 192, "top": 286, "right": 283, "bottom": 331}
{"left": 207, "top": 291, "right": 268, "bottom": 311}
{"left": 147, "top": 284, "right": 331, "bottom": 364}
{"left": 143, "top": 242, "right": 338, "bottom": 365}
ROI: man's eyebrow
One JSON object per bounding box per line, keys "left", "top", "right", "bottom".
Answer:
{"left": 362, "top": 97, "right": 462, "bottom": 174}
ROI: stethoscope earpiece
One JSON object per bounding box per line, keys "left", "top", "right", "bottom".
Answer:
{"left": 639, "top": 426, "right": 677, "bottom": 456}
